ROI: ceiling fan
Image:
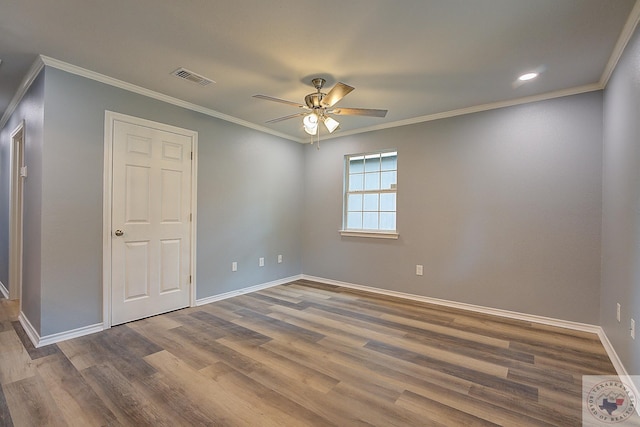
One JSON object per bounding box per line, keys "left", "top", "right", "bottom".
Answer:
{"left": 253, "top": 78, "right": 388, "bottom": 136}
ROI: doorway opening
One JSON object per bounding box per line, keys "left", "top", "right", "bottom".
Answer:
{"left": 9, "top": 121, "right": 25, "bottom": 304}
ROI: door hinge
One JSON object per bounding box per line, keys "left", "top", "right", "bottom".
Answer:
{"left": 190, "top": 213, "right": 192, "bottom": 222}
{"left": 190, "top": 151, "right": 193, "bottom": 160}
{"left": 189, "top": 275, "right": 192, "bottom": 284}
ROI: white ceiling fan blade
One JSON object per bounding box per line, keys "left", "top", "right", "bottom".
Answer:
{"left": 265, "top": 112, "right": 307, "bottom": 123}
{"left": 331, "top": 107, "right": 387, "bottom": 117}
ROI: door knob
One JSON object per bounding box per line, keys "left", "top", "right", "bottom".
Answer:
{"left": 114, "top": 229, "right": 124, "bottom": 237}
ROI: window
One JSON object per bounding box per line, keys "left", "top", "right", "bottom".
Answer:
{"left": 342, "top": 150, "right": 398, "bottom": 238}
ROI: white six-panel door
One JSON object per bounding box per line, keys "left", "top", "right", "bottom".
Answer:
{"left": 110, "top": 118, "right": 193, "bottom": 326}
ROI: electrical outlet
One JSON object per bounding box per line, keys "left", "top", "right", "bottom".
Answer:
{"left": 259, "top": 257, "right": 265, "bottom": 267}
{"left": 617, "top": 303, "right": 621, "bottom": 323}
{"left": 278, "top": 254, "right": 283, "bottom": 264}
{"left": 416, "top": 265, "right": 423, "bottom": 276}
{"left": 631, "top": 319, "right": 635, "bottom": 340}
{"left": 232, "top": 261, "right": 237, "bottom": 272}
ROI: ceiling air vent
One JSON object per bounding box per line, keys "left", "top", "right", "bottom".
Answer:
{"left": 171, "top": 68, "right": 215, "bottom": 86}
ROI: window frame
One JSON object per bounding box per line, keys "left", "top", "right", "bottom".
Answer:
{"left": 340, "top": 149, "right": 398, "bottom": 239}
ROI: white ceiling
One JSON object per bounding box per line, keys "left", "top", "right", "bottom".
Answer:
{"left": 1, "top": 0, "right": 638, "bottom": 141}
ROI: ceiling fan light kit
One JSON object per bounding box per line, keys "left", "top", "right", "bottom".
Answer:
{"left": 303, "top": 113, "right": 319, "bottom": 135}
{"left": 323, "top": 116, "right": 340, "bottom": 133}
{"left": 253, "top": 77, "right": 388, "bottom": 145}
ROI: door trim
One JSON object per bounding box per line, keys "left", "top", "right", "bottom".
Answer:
{"left": 9, "top": 120, "right": 25, "bottom": 303}
{"left": 102, "top": 111, "right": 198, "bottom": 328}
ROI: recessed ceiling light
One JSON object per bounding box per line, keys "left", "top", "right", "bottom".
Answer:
{"left": 518, "top": 72, "right": 539, "bottom": 81}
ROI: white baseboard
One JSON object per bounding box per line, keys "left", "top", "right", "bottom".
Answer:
{"left": 18, "top": 311, "right": 104, "bottom": 348}
{"left": 301, "top": 275, "right": 601, "bottom": 334}
{"left": 597, "top": 329, "right": 640, "bottom": 413}
{"left": 15, "top": 274, "right": 303, "bottom": 348}
{"left": 38, "top": 323, "right": 104, "bottom": 348}
{"left": 18, "top": 312, "right": 39, "bottom": 347}
{"left": 301, "top": 274, "right": 639, "bottom": 402}
{"left": 196, "top": 274, "right": 303, "bottom": 306}
{"left": 0, "top": 281, "right": 8, "bottom": 299}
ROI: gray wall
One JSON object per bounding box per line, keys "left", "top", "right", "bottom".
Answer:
{"left": 26, "top": 66, "right": 304, "bottom": 336}
{"left": 0, "top": 70, "right": 45, "bottom": 329}
{"left": 0, "top": 59, "right": 617, "bottom": 344}
{"left": 303, "top": 92, "right": 603, "bottom": 324}
{"left": 602, "top": 24, "right": 640, "bottom": 375}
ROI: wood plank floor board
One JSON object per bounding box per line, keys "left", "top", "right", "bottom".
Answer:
{"left": 0, "top": 383, "right": 14, "bottom": 427}
{"left": 258, "top": 286, "right": 306, "bottom": 302}
{"left": 266, "top": 305, "right": 371, "bottom": 347}
{"left": 220, "top": 294, "right": 276, "bottom": 315}
{"left": 365, "top": 339, "right": 539, "bottom": 401}
{"left": 303, "top": 305, "right": 410, "bottom": 338}
{"left": 133, "top": 373, "right": 216, "bottom": 427}
{"left": 466, "top": 381, "right": 583, "bottom": 426}
{"left": 326, "top": 380, "right": 432, "bottom": 427}
{"left": 127, "top": 324, "right": 220, "bottom": 371}
{"left": 217, "top": 337, "right": 340, "bottom": 393}
{"left": 80, "top": 362, "right": 175, "bottom": 427}
{"left": 195, "top": 299, "right": 250, "bottom": 322}
{"left": 2, "top": 374, "right": 67, "bottom": 427}
{"left": 395, "top": 388, "right": 498, "bottom": 427}
{"left": 11, "top": 322, "right": 60, "bottom": 361}
{"left": 297, "top": 305, "right": 410, "bottom": 343}
{"left": 144, "top": 350, "right": 306, "bottom": 427}
{"left": 380, "top": 312, "right": 512, "bottom": 348}
{"left": 159, "top": 311, "right": 228, "bottom": 339}
{"left": 398, "top": 388, "right": 555, "bottom": 427}
{"left": 245, "top": 292, "right": 311, "bottom": 311}
{"left": 188, "top": 310, "right": 272, "bottom": 345}
{"left": 509, "top": 340, "right": 614, "bottom": 371}
{"left": 0, "top": 330, "right": 35, "bottom": 386}
{"left": 0, "top": 282, "right": 620, "bottom": 426}
{"left": 403, "top": 330, "right": 535, "bottom": 368}
{"left": 260, "top": 338, "right": 407, "bottom": 402}
{"left": 233, "top": 308, "right": 326, "bottom": 344}
{"left": 321, "top": 294, "right": 457, "bottom": 327}
{"left": 89, "top": 331, "right": 159, "bottom": 382}
{"left": 317, "top": 334, "right": 475, "bottom": 394}
{"left": 357, "top": 329, "right": 511, "bottom": 378}
{"left": 246, "top": 364, "right": 375, "bottom": 426}
{"left": 33, "top": 352, "right": 120, "bottom": 427}
{"left": 198, "top": 361, "right": 335, "bottom": 427}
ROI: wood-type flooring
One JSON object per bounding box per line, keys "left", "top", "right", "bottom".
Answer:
{"left": 0, "top": 279, "right": 618, "bottom": 426}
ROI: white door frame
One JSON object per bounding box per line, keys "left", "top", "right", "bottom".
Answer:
{"left": 9, "top": 120, "right": 25, "bottom": 302}
{"left": 102, "top": 111, "right": 198, "bottom": 328}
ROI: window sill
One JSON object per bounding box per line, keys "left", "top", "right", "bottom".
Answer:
{"left": 339, "top": 230, "right": 399, "bottom": 240}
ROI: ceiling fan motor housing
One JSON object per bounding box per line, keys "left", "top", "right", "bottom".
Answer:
{"left": 305, "top": 93, "right": 325, "bottom": 109}
{"left": 305, "top": 78, "right": 328, "bottom": 109}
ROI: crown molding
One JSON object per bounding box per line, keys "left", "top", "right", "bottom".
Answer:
{"left": 0, "top": 57, "right": 45, "bottom": 129}
{"left": 600, "top": 0, "right": 640, "bottom": 87}
{"left": 321, "top": 83, "right": 603, "bottom": 141}
{"left": 3, "top": 23, "right": 634, "bottom": 142}
{"left": 34, "top": 55, "right": 300, "bottom": 142}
